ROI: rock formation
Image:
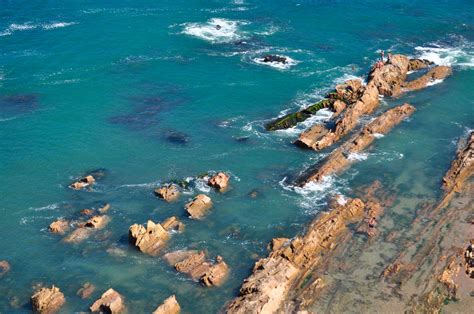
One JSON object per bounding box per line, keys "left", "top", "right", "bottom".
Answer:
{"left": 77, "top": 282, "right": 95, "bottom": 299}
{"left": 154, "top": 184, "right": 181, "bottom": 202}
{"left": 185, "top": 194, "right": 212, "bottom": 219}
{"left": 31, "top": 286, "right": 65, "bottom": 314}
{"left": 48, "top": 219, "right": 70, "bottom": 234}
{"left": 62, "top": 215, "right": 110, "bottom": 244}
{"left": 208, "top": 172, "right": 230, "bottom": 191}
{"left": 153, "top": 295, "right": 181, "bottom": 314}
{"left": 402, "top": 66, "right": 452, "bottom": 91}
{"left": 226, "top": 198, "right": 365, "bottom": 313}
{"left": 0, "top": 260, "right": 10, "bottom": 277}
{"left": 161, "top": 216, "right": 185, "bottom": 233}
{"left": 465, "top": 241, "right": 474, "bottom": 278}
{"left": 129, "top": 220, "right": 170, "bottom": 255}
{"left": 69, "top": 175, "right": 95, "bottom": 190}
{"left": 90, "top": 288, "right": 124, "bottom": 313}
{"left": 297, "top": 104, "right": 415, "bottom": 185}
{"left": 262, "top": 55, "right": 287, "bottom": 64}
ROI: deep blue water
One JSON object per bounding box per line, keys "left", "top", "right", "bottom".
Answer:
{"left": 0, "top": 0, "right": 473, "bottom": 313}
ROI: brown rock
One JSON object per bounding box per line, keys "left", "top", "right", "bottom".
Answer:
{"left": 161, "top": 216, "right": 185, "bottom": 233}
{"left": 201, "top": 257, "right": 229, "bottom": 287}
{"left": 80, "top": 209, "right": 94, "bottom": 216}
{"left": 153, "top": 295, "right": 181, "bottom": 314}
{"left": 154, "top": 184, "right": 180, "bottom": 202}
{"left": 129, "top": 220, "right": 170, "bottom": 255}
{"left": 163, "top": 250, "right": 198, "bottom": 266}
{"left": 442, "top": 131, "right": 473, "bottom": 196}
{"left": 174, "top": 251, "right": 229, "bottom": 287}
{"left": 185, "top": 194, "right": 212, "bottom": 219}
{"left": 175, "top": 251, "right": 207, "bottom": 278}
{"left": 294, "top": 124, "right": 329, "bottom": 149}
{"left": 90, "top": 288, "right": 124, "bottom": 313}
{"left": 98, "top": 203, "right": 111, "bottom": 213}
{"left": 332, "top": 79, "right": 364, "bottom": 104}
{"left": 408, "top": 58, "right": 433, "bottom": 71}
{"left": 69, "top": 175, "right": 95, "bottom": 190}
{"left": 31, "top": 286, "right": 65, "bottom": 314}
{"left": 0, "top": 260, "right": 10, "bottom": 277}
{"left": 77, "top": 282, "right": 95, "bottom": 299}
{"left": 403, "top": 66, "right": 452, "bottom": 91}
{"left": 208, "top": 172, "right": 230, "bottom": 191}
{"left": 48, "top": 219, "right": 70, "bottom": 234}
{"left": 63, "top": 227, "right": 92, "bottom": 244}
{"left": 85, "top": 215, "right": 110, "bottom": 229}
{"left": 268, "top": 238, "right": 290, "bottom": 251}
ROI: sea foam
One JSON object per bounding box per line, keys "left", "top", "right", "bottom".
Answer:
{"left": 182, "top": 18, "right": 246, "bottom": 43}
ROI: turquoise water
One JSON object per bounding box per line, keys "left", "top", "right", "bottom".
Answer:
{"left": 1, "top": 0, "right": 473, "bottom": 312}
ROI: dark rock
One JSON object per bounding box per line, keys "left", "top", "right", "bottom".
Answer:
{"left": 262, "top": 55, "right": 287, "bottom": 64}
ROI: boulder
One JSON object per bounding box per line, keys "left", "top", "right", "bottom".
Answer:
{"left": 0, "top": 260, "right": 10, "bottom": 277}
{"left": 129, "top": 220, "right": 170, "bottom": 255}
{"left": 85, "top": 215, "right": 110, "bottom": 229}
{"left": 152, "top": 295, "right": 181, "bottom": 314}
{"left": 69, "top": 175, "right": 95, "bottom": 190}
{"left": 77, "top": 282, "right": 95, "bottom": 299}
{"left": 201, "top": 256, "right": 229, "bottom": 287}
{"left": 90, "top": 288, "right": 124, "bottom": 313}
{"left": 208, "top": 172, "right": 230, "bottom": 191}
{"left": 31, "top": 286, "right": 65, "bottom": 314}
{"left": 174, "top": 251, "right": 229, "bottom": 286}
{"left": 163, "top": 250, "right": 198, "bottom": 266}
{"left": 154, "top": 184, "right": 180, "bottom": 202}
{"left": 294, "top": 124, "right": 329, "bottom": 149}
{"left": 329, "top": 79, "right": 364, "bottom": 104}
{"left": 262, "top": 55, "right": 287, "bottom": 63}
{"left": 48, "top": 219, "right": 70, "bottom": 234}
{"left": 403, "top": 66, "right": 452, "bottom": 91}
{"left": 175, "top": 251, "right": 207, "bottom": 278}
{"left": 185, "top": 194, "right": 212, "bottom": 219}
{"left": 161, "top": 216, "right": 185, "bottom": 233}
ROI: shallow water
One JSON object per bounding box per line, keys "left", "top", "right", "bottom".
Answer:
{"left": 0, "top": 0, "right": 473, "bottom": 313}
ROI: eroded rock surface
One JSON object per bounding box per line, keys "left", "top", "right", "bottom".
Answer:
{"left": 172, "top": 251, "right": 229, "bottom": 287}
{"left": 129, "top": 220, "right": 170, "bottom": 255}
{"left": 185, "top": 194, "right": 212, "bottom": 219}
{"left": 31, "top": 286, "right": 65, "bottom": 314}
{"left": 154, "top": 184, "right": 181, "bottom": 202}
{"left": 161, "top": 216, "right": 185, "bottom": 233}
{"left": 402, "top": 66, "right": 452, "bottom": 91}
{"left": 153, "top": 295, "right": 181, "bottom": 314}
{"left": 48, "top": 219, "right": 70, "bottom": 234}
{"left": 208, "top": 172, "right": 230, "bottom": 191}
{"left": 90, "top": 288, "right": 124, "bottom": 313}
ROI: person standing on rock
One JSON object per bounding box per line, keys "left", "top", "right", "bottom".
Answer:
{"left": 380, "top": 50, "right": 385, "bottom": 62}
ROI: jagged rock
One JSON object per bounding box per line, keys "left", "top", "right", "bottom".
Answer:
{"left": 329, "top": 79, "right": 365, "bottom": 104}
{"left": 294, "top": 124, "right": 329, "bottom": 149}
{"left": 185, "top": 194, "right": 212, "bottom": 219}
{"left": 332, "top": 99, "right": 347, "bottom": 116}
{"left": 129, "top": 220, "right": 170, "bottom": 255}
{"left": 368, "top": 54, "right": 409, "bottom": 97}
{"left": 403, "top": 66, "right": 452, "bottom": 91}
{"left": 161, "top": 216, "right": 185, "bottom": 233}
{"left": 154, "top": 184, "right": 180, "bottom": 202}
{"left": 84, "top": 215, "right": 110, "bottom": 229}
{"left": 69, "top": 175, "right": 95, "bottom": 190}
{"left": 356, "top": 201, "right": 383, "bottom": 237}
{"left": 0, "top": 260, "right": 10, "bottom": 277}
{"left": 465, "top": 241, "right": 474, "bottom": 278}
{"left": 153, "top": 295, "right": 181, "bottom": 314}
{"left": 208, "top": 172, "right": 230, "bottom": 191}
{"left": 226, "top": 198, "right": 365, "bottom": 313}
{"left": 297, "top": 104, "right": 415, "bottom": 185}
{"left": 174, "top": 251, "right": 229, "bottom": 286}
{"left": 262, "top": 55, "right": 287, "bottom": 63}
{"left": 31, "top": 286, "right": 65, "bottom": 314}
{"left": 90, "top": 288, "right": 124, "bottom": 313}
{"left": 268, "top": 238, "right": 290, "bottom": 251}
{"left": 77, "top": 282, "right": 95, "bottom": 299}
{"left": 442, "top": 131, "right": 473, "bottom": 196}
{"left": 201, "top": 256, "right": 229, "bottom": 287}
{"left": 163, "top": 250, "right": 198, "bottom": 266}
{"left": 175, "top": 251, "right": 207, "bottom": 278}
{"left": 48, "top": 219, "right": 70, "bottom": 234}
{"left": 408, "top": 58, "right": 433, "bottom": 71}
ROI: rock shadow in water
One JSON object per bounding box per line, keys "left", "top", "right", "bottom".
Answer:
{"left": 0, "top": 94, "right": 39, "bottom": 118}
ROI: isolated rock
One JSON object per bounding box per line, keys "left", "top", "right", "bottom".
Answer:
{"left": 69, "top": 175, "right": 95, "bottom": 190}
{"left": 208, "top": 172, "right": 230, "bottom": 191}
{"left": 77, "top": 282, "right": 95, "bottom": 299}
{"left": 90, "top": 288, "right": 124, "bottom": 313}
{"left": 85, "top": 215, "right": 110, "bottom": 229}
{"left": 48, "top": 219, "right": 70, "bottom": 234}
{"left": 161, "top": 216, "right": 185, "bottom": 233}
{"left": 201, "top": 256, "right": 229, "bottom": 287}
{"left": 153, "top": 295, "right": 181, "bottom": 314}
{"left": 155, "top": 184, "right": 180, "bottom": 202}
{"left": 129, "top": 220, "right": 170, "bottom": 255}
{"left": 185, "top": 194, "right": 212, "bottom": 219}
{"left": 0, "top": 260, "right": 10, "bottom": 277}
{"left": 262, "top": 55, "right": 287, "bottom": 63}
{"left": 403, "top": 66, "right": 452, "bottom": 91}
{"left": 31, "top": 286, "right": 65, "bottom": 314}
{"left": 174, "top": 251, "right": 229, "bottom": 287}
{"left": 63, "top": 228, "right": 92, "bottom": 244}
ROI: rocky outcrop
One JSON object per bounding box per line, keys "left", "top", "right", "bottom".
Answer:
{"left": 465, "top": 240, "right": 474, "bottom": 278}
{"left": 408, "top": 58, "right": 433, "bottom": 71}
{"left": 442, "top": 131, "right": 473, "bottom": 197}
{"left": 90, "top": 288, "right": 124, "bottom": 313}
{"left": 48, "top": 219, "right": 70, "bottom": 234}
{"left": 69, "top": 175, "right": 95, "bottom": 190}
{"left": 163, "top": 250, "right": 198, "bottom": 266}
{"left": 77, "top": 282, "right": 95, "bottom": 299}
{"left": 294, "top": 124, "right": 329, "bottom": 149}
{"left": 172, "top": 251, "right": 229, "bottom": 287}
{"left": 161, "top": 216, "right": 185, "bottom": 233}
{"left": 226, "top": 198, "right": 365, "bottom": 313}
{"left": 85, "top": 215, "right": 110, "bottom": 229}
{"left": 153, "top": 295, "right": 181, "bottom": 314}
{"left": 0, "top": 260, "right": 10, "bottom": 277}
{"left": 402, "top": 66, "right": 452, "bottom": 91}
{"left": 31, "top": 286, "right": 65, "bottom": 314}
{"left": 208, "top": 172, "right": 230, "bottom": 191}
{"left": 185, "top": 194, "right": 212, "bottom": 219}
{"left": 129, "top": 220, "right": 170, "bottom": 255}
{"left": 62, "top": 215, "right": 110, "bottom": 244}
{"left": 297, "top": 104, "right": 415, "bottom": 185}
{"left": 63, "top": 227, "right": 92, "bottom": 244}
{"left": 154, "top": 184, "right": 181, "bottom": 202}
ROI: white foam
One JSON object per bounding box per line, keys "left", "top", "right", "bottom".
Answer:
{"left": 347, "top": 152, "right": 369, "bottom": 161}
{"left": 29, "top": 203, "right": 60, "bottom": 212}
{"left": 119, "top": 180, "right": 161, "bottom": 188}
{"left": 373, "top": 133, "right": 385, "bottom": 138}
{"left": 0, "top": 21, "right": 76, "bottom": 36}
{"left": 182, "top": 18, "right": 246, "bottom": 43}
{"left": 426, "top": 79, "right": 444, "bottom": 86}
{"left": 279, "top": 176, "right": 337, "bottom": 211}
{"left": 252, "top": 56, "right": 298, "bottom": 70}
{"left": 42, "top": 22, "right": 76, "bottom": 30}
{"left": 415, "top": 44, "right": 474, "bottom": 68}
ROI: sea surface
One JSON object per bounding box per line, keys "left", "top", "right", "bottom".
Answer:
{"left": 0, "top": 0, "right": 473, "bottom": 312}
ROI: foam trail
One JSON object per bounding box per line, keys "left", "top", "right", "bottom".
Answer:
{"left": 182, "top": 18, "right": 246, "bottom": 43}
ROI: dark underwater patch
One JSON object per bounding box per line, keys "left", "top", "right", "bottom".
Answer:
{"left": 0, "top": 94, "right": 39, "bottom": 117}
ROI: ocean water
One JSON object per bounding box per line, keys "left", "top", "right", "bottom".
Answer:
{"left": 0, "top": 0, "right": 473, "bottom": 312}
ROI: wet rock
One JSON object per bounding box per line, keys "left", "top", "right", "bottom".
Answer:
{"left": 262, "top": 55, "right": 287, "bottom": 63}
{"left": 90, "top": 288, "right": 124, "bottom": 313}
{"left": 48, "top": 219, "right": 70, "bottom": 234}
{"left": 31, "top": 286, "right": 65, "bottom": 314}
{"left": 294, "top": 124, "right": 329, "bottom": 149}
{"left": 80, "top": 209, "right": 94, "bottom": 216}
{"left": 69, "top": 175, "right": 95, "bottom": 190}
{"left": 154, "top": 184, "right": 180, "bottom": 202}
{"left": 408, "top": 58, "right": 433, "bottom": 71}
{"left": 208, "top": 172, "right": 230, "bottom": 192}
{"left": 85, "top": 215, "right": 110, "bottom": 229}
{"left": 403, "top": 66, "right": 452, "bottom": 91}
{"left": 63, "top": 228, "right": 92, "bottom": 244}
{"left": 77, "top": 282, "right": 95, "bottom": 299}
{"left": 174, "top": 251, "right": 229, "bottom": 286}
{"left": 248, "top": 189, "right": 259, "bottom": 199}
{"left": 297, "top": 104, "right": 415, "bottom": 185}
{"left": 201, "top": 256, "right": 229, "bottom": 287}
{"left": 165, "top": 131, "right": 189, "bottom": 145}
{"left": 161, "top": 216, "right": 185, "bottom": 233}
{"left": 129, "top": 220, "right": 170, "bottom": 255}
{"left": 0, "top": 260, "right": 10, "bottom": 277}
{"left": 328, "top": 79, "right": 365, "bottom": 104}
{"left": 163, "top": 250, "right": 198, "bottom": 266}
{"left": 185, "top": 194, "right": 212, "bottom": 219}
{"left": 153, "top": 295, "right": 181, "bottom": 314}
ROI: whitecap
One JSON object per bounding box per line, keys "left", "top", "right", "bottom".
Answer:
{"left": 42, "top": 22, "right": 77, "bottom": 30}
{"left": 347, "top": 152, "right": 369, "bottom": 161}
{"left": 414, "top": 43, "right": 474, "bottom": 68}
{"left": 182, "top": 18, "right": 247, "bottom": 43}
{"left": 373, "top": 133, "right": 385, "bottom": 138}
{"left": 426, "top": 79, "right": 444, "bottom": 86}
{"left": 29, "top": 203, "right": 60, "bottom": 212}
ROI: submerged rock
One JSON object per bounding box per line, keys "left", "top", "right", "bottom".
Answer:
{"left": 185, "top": 194, "right": 213, "bottom": 219}
{"left": 63, "top": 228, "right": 92, "bottom": 244}
{"left": 90, "top": 288, "right": 124, "bottom": 313}
{"left": 165, "top": 131, "right": 189, "bottom": 145}
{"left": 174, "top": 251, "right": 229, "bottom": 287}
{"left": 208, "top": 172, "right": 230, "bottom": 191}
{"left": 98, "top": 203, "right": 111, "bottom": 214}
{"left": 163, "top": 250, "right": 198, "bottom": 266}
{"left": 0, "top": 260, "right": 10, "bottom": 277}
{"left": 154, "top": 184, "right": 181, "bottom": 202}
{"left": 69, "top": 175, "right": 95, "bottom": 190}
{"left": 48, "top": 219, "right": 70, "bottom": 234}
{"left": 31, "top": 286, "right": 65, "bottom": 314}
{"left": 77, "top": 282, "right": 95, "bottom": 299}
{"left": 129, "top": 220, "right": 170, "bottom": 255}
{"left": 85, "top": 215, "right": 110, "bottom": 229}
{"left": 153, "top": 295, "right": 181, "bottom": 314}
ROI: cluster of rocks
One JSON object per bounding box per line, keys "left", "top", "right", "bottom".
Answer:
{"left": 465, "top": 241, "right": 474, "bottom": 278}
